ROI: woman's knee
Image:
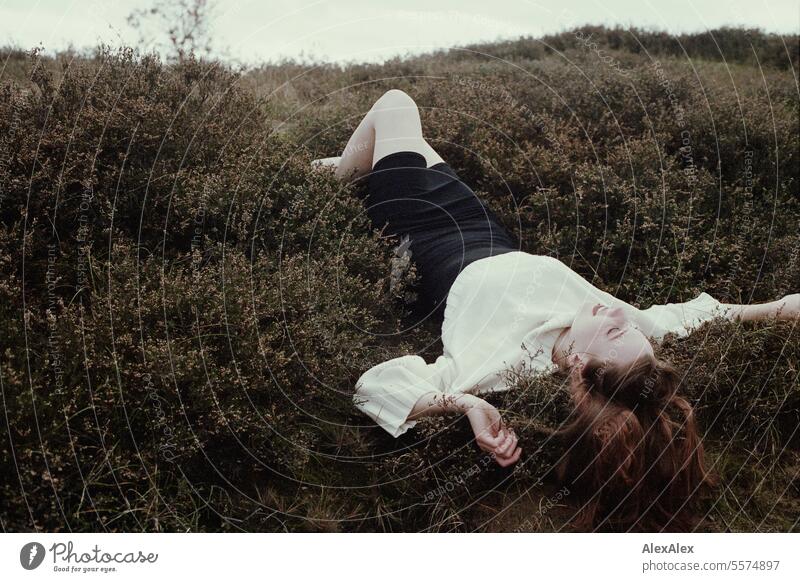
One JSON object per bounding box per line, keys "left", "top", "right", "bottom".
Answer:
{"left": 370, "top": 90, "right": 420, "bottom": 132}
{"left": 372, "top": 89, "right": 417, "bottom": 112}
{"left": 369, "top": 89, "right": 435, "bottom": 165}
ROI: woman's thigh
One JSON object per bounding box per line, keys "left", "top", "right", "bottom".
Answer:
{"left": 370, "top": 91, "right": 445, "bottom": 168}
{"left": 373, "top": 136, "right": 444, "bottom": 169}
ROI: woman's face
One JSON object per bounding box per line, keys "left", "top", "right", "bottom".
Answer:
{"left": 563, "top": 301, "right": 654, "bottom": 369}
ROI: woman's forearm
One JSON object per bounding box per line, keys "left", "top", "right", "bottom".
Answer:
{"left": 407, "top": 391, "right": 478, "bottom": 421}
{"left": 723, "top": 295, "right": 798, "bottom": 322}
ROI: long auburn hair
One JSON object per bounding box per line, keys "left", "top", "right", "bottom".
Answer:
{"left": 552, "top": 354, "right": 717, "bottom": 531}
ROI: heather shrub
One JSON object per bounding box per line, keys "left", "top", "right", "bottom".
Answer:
{"left": 1, "top": 26, "right": 798, "bottom": 532}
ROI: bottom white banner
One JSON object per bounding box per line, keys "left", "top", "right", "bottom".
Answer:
{"left": 1, "top": 533, "right": 796, "bottom": 581}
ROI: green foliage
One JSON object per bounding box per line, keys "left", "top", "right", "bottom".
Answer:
{"left": 1, "top": 26, "right": 798, "bottom": 532}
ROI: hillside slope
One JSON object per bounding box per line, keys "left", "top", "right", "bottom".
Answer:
{"left": 1, "top": 27, "right": 798, "bottom": 532}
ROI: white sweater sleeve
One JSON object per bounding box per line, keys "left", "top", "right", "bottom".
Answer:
{"left": 636, "top": 291, "right": 733, "bottom": 342}
{"left": 353, "top": 354, "right": 454, "bottom": 438}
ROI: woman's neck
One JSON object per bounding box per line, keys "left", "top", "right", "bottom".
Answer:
{"left": 551, "top": 327, "right": 572, "bottom": 370}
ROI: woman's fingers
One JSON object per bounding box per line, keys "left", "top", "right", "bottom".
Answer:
{"left": 496, "top": 431, "right": 518, "bottom": 457}
{"left": 495, "top": 447, "right": 522, "bottom": 467}
{"left": 477, "top": 425, "right": 522, "bottom": 467}
{"left": 477, "top": 417, "right": 506, "bottom": 449}
{"left": 495, "top": 433, "right": 514, "bottom": 457}
{"left": 477, "top": 431, "right": 504, "bottom": 451}
{"left": 469, "top": 404, "right": 511, "bottom": 453}
{"left": 483, "top": 406, "right": 504, "bottom": 435}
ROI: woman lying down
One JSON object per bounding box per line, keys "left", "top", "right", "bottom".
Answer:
{"left": 313, "top": 89, "right": 799, "bottom": 530}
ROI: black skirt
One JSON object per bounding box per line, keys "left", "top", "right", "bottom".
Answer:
{"left": 360, "top": 151, "right": 517, "bottom": 319}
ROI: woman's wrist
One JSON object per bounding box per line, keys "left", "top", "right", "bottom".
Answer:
{"left": 447, "top": 393, "right": 481, "bottom": 412}
{"left": 430, "top": 392, "right": 481, "bottom": 413}
{"left": 409, "top": 391, "right": 480, "bottom": 420}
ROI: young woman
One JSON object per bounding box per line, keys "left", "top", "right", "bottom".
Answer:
{"left": 315, "top": 89, "right": 799, "bottom": 530}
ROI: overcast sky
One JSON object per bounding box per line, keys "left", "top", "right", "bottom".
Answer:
{"left": 1, "top": 0, "right": 798, "bottom": 65}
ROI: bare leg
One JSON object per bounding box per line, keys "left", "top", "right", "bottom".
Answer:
{"left": 333, "top": 105, "right": 377, "bottom": 180}
{"left": 371, "top": 90, "right": 443, "bottom": 168}
{"left": 311, "top": 156, "right": 342, "bottom": 170}
{"left": 333, "top": 89, "right": 444, "bottom": 182}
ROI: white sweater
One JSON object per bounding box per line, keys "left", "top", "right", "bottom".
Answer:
{"left": 353, "top": 251, "right": 732, "bottom": 437}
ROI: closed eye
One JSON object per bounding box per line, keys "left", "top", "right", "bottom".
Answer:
{"left": 607, "top": 327, "right": 626, "bottom": 338}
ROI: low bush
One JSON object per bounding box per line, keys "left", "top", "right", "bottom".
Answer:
{"left": 1, "top": 26, "right": 797, "bottom": 531}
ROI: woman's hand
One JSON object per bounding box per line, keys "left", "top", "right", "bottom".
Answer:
{"left": 464, "top": 396, "right": 522, "bottom": 467}
{"left": 777, "top": 293, "right": 800, "bottom": 320}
